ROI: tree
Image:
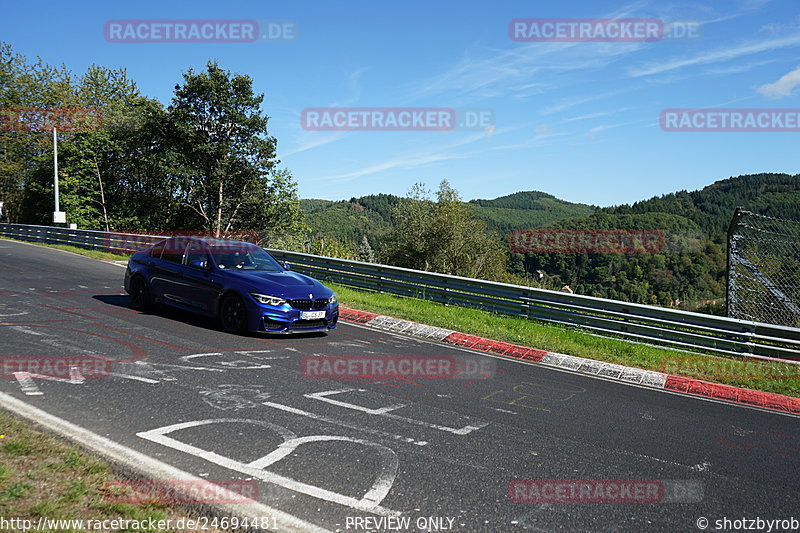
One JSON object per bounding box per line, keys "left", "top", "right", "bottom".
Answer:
{"left": 166, "top": 61, "right": 303, "bottom": 236}
{"left": 55, "top": 65, "right": 147, "bottom": 230}
{"left": 1, "top": 42, "right": 77, "bottom": 224}
{"left": 382, "top": 180, "right": 508, "bottom": 279}
{"left": 358, "top": 235, "right": 376, "bottom": 263}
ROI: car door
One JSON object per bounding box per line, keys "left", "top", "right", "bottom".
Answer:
{"left": 150, "top": 238, "right": 190, "bottom": 305}
{"left": 179, "top": 240, "right": 220, "bottom": 314}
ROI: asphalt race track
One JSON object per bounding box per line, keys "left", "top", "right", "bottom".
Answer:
{"left": 1, "top": 238, "right": 798, "bottom": 533}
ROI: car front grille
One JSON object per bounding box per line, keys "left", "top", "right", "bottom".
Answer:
{"left": 292, "top": 319, "right": 327, "bottom": 329}
{"left": 289, "top": 298, "right": 329, "bottom": 310}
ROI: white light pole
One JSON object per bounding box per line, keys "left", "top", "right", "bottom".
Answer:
{"left": 53, "top": 127, "right": 65, "bottom": 224}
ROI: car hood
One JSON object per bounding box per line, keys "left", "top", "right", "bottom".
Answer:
{"left": 225, "top": 270, "right": 332, "bottom": 298}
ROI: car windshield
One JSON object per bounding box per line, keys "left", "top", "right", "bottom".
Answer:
{"left": 209, "top": 244, "right": 283, "bottom": 272}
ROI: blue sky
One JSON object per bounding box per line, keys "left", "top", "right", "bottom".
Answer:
{"left": 2, "top": 0, "right": 799, "bottom": 206}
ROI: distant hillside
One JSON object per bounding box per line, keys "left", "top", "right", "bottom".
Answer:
{"left": 300, "top": 197, "right": 394, "bottom": 244}
{"left": 600, "top": 173, "right": 800, "bottom": 236}
{"left": 300, "top": 173, "right": 798, "bottom": 310}
{"left": 468, "top": 191, "right": 595, "bottom": 234}
{"left": 509, "top": 173, "right": 799, "bottom": 309}
{"left": 470, "top": 190, "right": 587, "bottom": 210}
{"left": 301, "top": 174, "right": 800, "bottom": 246}
{"left": 301, "top": 190, "right": 595, "bottom": 245}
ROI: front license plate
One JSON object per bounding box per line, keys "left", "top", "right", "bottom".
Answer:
{"left": 301, "top": 310, "right": 326, "bottom": 320}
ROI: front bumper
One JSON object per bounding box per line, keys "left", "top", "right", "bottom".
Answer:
{"left": 247, "top": 301, "right": 339, "bottom": 333}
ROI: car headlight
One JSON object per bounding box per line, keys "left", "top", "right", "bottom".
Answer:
{"left": 250, "top": 293, "right": 287, "bottom": 306}
{"left": 329, "top": 292, "right": 338, "bottom": 305}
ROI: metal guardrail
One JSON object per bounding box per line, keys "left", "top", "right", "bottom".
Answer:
{"left": 2, "top": 222, "right": 799, "bottom": 361}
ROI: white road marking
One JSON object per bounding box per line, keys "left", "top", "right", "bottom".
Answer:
{"left": 13, "top": 373, "right": 43, "bottom": 395}
{"left": 113, "top": 373, "right": 160, "bottom": 384}
{"left": 307, "top": 389, "right": 489, "bottom": 436}
{"left": 0, "top": 392, "right": 330, "bottom": 533}
{"left": 12, "top": 369, "right": 85, "bottom": 396}
{"left": 138, "top": 419, "right": 401, "bottom": 516}
{"left": 181, "top": 350, "right": 289, "bottom": 370}
{"left": 10, "top": 325, "right": 47, "bottom": 336}
{"left": 263, "top": 401, "right": 427, "bottom": 446}
{"left": 136, "top": 361, "right": 226, "bottom": 373}
{"left": 0, "top": 310, "right": 28, "bottom": 317}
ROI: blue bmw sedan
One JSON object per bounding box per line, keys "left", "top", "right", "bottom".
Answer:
{"left": 123, "top": 237, "right": 338, "bottom": 334}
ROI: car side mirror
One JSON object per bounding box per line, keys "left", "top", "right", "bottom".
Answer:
{"left": 283, "top": 262, "right": 291, "bottom": 270}
{"left": 189, "top": 259, "right": 208, "bottom": 269}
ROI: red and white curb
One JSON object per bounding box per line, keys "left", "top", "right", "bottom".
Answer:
{"left": 339, "top": 308, "right": 800, "bottom": 416}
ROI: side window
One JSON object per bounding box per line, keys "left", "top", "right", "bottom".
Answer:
{"left": 184, "top": 242, "right": 209, "bottom": 267}
{"left": 160, "top": 239, "right": 188, "bottom": 263}
{"left": 150, "top": 240, "right": 167, "bottom": 259}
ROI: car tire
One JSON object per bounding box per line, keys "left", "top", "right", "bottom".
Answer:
{"left": 129, "top": 276, "right": 152, "bottom": 312}
{"left": 220, "top": 293, "right": 248, "bottom": 334}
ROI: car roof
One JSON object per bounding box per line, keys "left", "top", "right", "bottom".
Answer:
{"left": 161, "top": 236, "right": 256, "bottom": 247}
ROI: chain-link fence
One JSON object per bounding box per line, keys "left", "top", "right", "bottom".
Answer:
{"left": 727, "top": 208, "right": 800, "bottom": 327}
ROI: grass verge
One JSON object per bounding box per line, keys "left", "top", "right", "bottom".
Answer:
{"left": 3, "top": 236, "right": 798, "bottom": 398}
{"left": 327, "top": 282, "right": 800, "bottom": 398}
{"left": 0, "top": 410, "right": 228, "bottom": 533}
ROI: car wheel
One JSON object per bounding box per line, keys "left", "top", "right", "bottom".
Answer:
{"left": 220, "top": 293, "right": 248, "bottom": 334}
{"left": 129, "top": 276, "right": 152, "bottom": 311}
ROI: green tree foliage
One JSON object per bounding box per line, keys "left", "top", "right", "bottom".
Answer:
{"left": 468, "top": 191, "right": 595, "bottom": 234}
{"left": 266, "top": 231, "right": 358, "bottom": 260}
{"left": 602, "top": 173, "right": 800, "bottom": 234}
{"left": 300, "top": 190, "right": 593, "bottom": 251}
{"left": 1, "top": 42, "right": 77, "bottom": 224}
{"left": 512, "top": 212, "right": 728, "bottom": 305}
{"left": 166, "top": 61, "right": 303, "bottom": 236}
{"left": 358, "top": 235, "right": 376, "bottom": 263}
{"left": 0, "top": 43, "right": 304, "bottom": 238}
{"left": 382, "top": 181, "right": 508, "bottom": 279}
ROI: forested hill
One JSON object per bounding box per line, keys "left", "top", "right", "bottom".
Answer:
{"left": 301, "top": 174, "right": 799, "bottom": 245}
{"left": 300, "top": 190, "right": 595, "bottom": 241}
{"left": 467, "top": 191, "right": 595, "bottom": 234}
{"left": 508, "top": 173, "right": 799, "bottom": 309}
{"left": 599, "top": 173, "right": 800, "bottom": 236}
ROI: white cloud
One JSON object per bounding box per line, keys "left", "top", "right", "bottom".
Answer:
{"left": 757, "top": 66, "right": 800, "bottom": 98}
{"left": 281, "top": 132, "right": 346, "bottom": 157}
{"left": 306, "top": 129, "right": 502, "bottom": 184}
{"left": 308, "top": 152, "right": 467, "bottom": 184}
{"left": 628, "top": 33, "right": 800, "bottom": 78}
{"left": 408, "top": 2, "right": 649, "bottom": 101}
